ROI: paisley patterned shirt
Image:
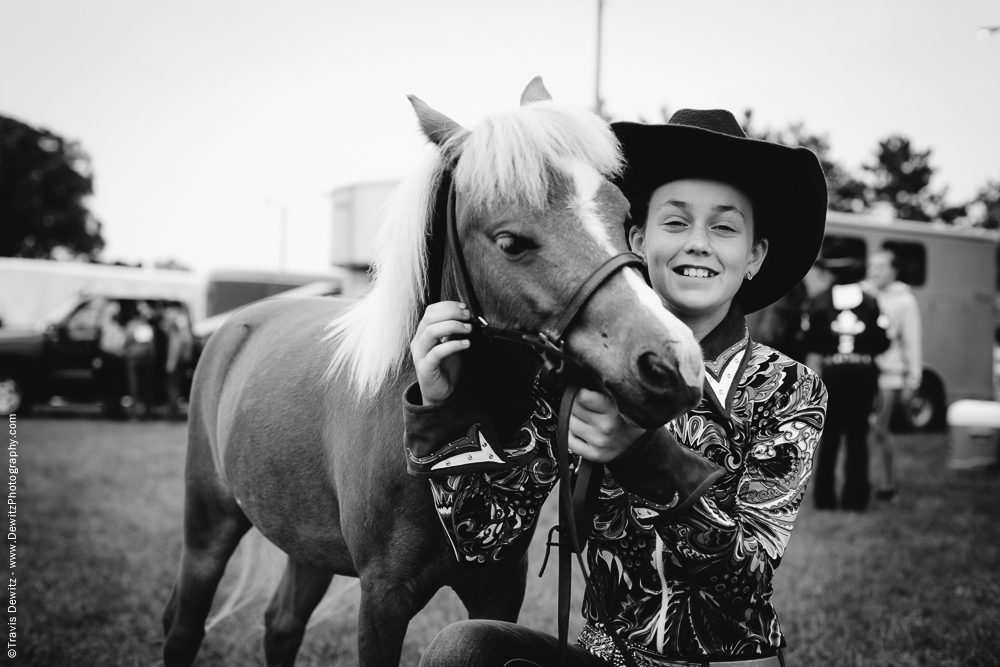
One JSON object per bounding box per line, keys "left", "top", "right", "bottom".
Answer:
{"left": 404, "top": 306, "right": 827, "bottom": 662}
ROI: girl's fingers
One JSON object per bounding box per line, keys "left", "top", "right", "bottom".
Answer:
{"left": 568, "top": 431, "right": 606, "bottom": 463}
{"left": 419, "top": 339, "right": 470, "bottom": 368}
{"left": 411, "top": 319, "right": 472, "bottom": 361}
{"left": 574, "top": 388, "right": 615, "bottom": 413}
{"left": 422, "top": 320, "right": 472, "bottom": 345}
{"left": 414, "top": 302, "right": 470, "bottom": 338}
{"left": 569, "top": 414, "right": 602, "bottom": 445}
{"left": 571, "top": 398, "right": 618, "bottom": 438}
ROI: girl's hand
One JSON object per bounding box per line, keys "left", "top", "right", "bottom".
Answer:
{"left": 409, "top": 301, "right": 472, "bottom": 406}
{"left": 568, "top": 388, "right": 647, "bottom": 463}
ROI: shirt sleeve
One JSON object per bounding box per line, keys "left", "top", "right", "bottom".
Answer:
{"left": 403, "top": 377, "right": 562, "bottom": 564}
{"left": 902, "top": 295, "right": 923, "bottom": 389}
{"left": 867, "top": 298, "right": 892, "bottom": 356}
{"left": 645, "top": 369, "right": 827, "bottom": 611}
{"left": 605, "top": 427, "right": 726, "bottom": 515}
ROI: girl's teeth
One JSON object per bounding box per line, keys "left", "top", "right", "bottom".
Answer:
{"left": 682, "top": 268, "right": 713, "bottom": 278}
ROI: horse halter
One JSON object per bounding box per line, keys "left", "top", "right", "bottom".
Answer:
{"left": 442, "top": 172, "right": 645, "bottom": 382}
{"left": 441, "top": 170, "right": 645, "bottom": 667}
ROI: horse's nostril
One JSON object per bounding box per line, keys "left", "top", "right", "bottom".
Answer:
{"left": 637, "top": 351, "right": 678, "bottom": 390}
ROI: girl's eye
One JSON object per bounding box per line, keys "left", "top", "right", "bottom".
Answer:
{"left": 495, "top": 233, "right": 534, "bottom": 256}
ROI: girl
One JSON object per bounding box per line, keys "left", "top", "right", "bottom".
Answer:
{"left": 406, "top": 109, "right": 829, "bottom": 666}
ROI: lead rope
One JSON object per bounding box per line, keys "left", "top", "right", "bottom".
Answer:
{"left": 554, "top": 378, "right": 641, "bottom": 667}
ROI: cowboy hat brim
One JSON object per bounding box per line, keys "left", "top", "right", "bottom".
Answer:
{"left": 612, "top": 121, "right": 828, "bottom": 314}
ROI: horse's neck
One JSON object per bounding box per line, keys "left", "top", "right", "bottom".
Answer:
{"left": 466, "top": 340, "right": 540, "bottom": 444}
{"left": 437, "top": 264, "right": 540, "bottom": 442}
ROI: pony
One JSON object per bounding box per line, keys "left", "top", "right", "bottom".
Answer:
{"left": 162, "top": 78, "right": 703, "bottom": 667}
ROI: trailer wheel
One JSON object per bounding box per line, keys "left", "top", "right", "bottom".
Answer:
{"left": 904, "top": 372, "right": 947, "bottom": 432}
{"left": 0, "top": 374, "right": 25, "bottom": 414}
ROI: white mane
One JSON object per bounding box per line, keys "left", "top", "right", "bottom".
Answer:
{"left": 326, "top": 100, "right": 623, "bottom": 398}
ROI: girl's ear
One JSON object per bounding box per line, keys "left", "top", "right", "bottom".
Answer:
{"left": 628, "top": 225, "right": 645, "bottom": 255}
{"left": 748, "top": 237, "right": 769, "bottom": 276}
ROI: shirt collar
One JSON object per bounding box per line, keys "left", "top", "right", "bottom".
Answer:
{"left": 700, "top": 302, "right": 750, "bottom": 380}
{"left": 697, "top": 303, "right": 752, "bottom": 418}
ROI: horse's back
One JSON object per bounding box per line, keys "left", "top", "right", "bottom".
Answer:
{"left": 191, "top": 296, "right": 353, "bottom": 461}
{"left": 189, "top": 296, "right": 372, "bottom": 569}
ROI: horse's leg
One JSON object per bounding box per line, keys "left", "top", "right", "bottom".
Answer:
{"left": 355, "top": 563, "right": 446, "bottom": 666}
{"left": 163, "top": 429, "right": 252, "bottom": 667}
{"left": 262, "top": 559, "right": 334, "bottom": 667}
{"left": 450, "top": 551, "right": 529, "bottom": 622}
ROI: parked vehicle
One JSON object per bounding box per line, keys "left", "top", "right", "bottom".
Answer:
{"left": 0, "top": 257, "right": 206, "bottom": 329}
{"left": 190, "top": 280, "right": 342, "bottom": 365}
{"left": 750, "top": 211, "right": 999, "bottom": 430}
{"left": 205, "top": 269, "right": 346, "bottom": 317}
{"left": 0, "top": 291, "right": 196, "bottom": 415}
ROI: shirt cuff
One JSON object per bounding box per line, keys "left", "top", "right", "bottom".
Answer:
{"left": 606, "top": 427, "right": 724, "bottom": 515}
{"left": 402, "top": 381, "right": 520, "bottom": 478}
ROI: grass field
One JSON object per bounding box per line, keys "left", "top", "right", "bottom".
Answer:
{"left": 12, "top": 415, "right": 1000, "bottom": 667}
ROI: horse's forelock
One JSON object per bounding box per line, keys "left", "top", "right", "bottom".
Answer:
{"left": 326, "top": 100, "right": 622, "bottom": 398}
{"left": 453, "top": 101, "right": 623, "bottom": 211}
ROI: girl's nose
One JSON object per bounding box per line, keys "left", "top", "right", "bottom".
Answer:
{"left": 683, "top": 224, "right": 710, "bottom": 254}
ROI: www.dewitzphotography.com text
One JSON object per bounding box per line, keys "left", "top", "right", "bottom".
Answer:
{"left": 7, "top": 413, "right": 18, "bottom": 659}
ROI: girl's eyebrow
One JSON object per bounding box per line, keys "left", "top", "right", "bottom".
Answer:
{"left": 654, "top": 200, "right": 747, "bottom": 222}
{"left": 654, "top": 199, "right": 690, "bottom": 213}
{"left": 712, "top": 204, "right": 747, "bottom": 221}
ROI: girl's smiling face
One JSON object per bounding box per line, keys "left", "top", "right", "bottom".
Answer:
{"left": 629, "top": 179, "right": 768, "bottom": 333}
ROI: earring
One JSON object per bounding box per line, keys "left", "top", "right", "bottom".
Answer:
{"left": 746, "top": 271, "right": 754, "bottom": 280}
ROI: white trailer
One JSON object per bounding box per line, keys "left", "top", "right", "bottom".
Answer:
{"left": 0, "top": 257, "right": 207, "bottom": 328}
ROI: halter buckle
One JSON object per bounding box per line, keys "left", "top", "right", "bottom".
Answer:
{"left": 538, "top": 330, "right": 567, "bottom": 381}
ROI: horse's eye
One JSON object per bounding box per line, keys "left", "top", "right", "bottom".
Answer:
{"left": 495, "top": 233, "right": 534, "bottom": 256}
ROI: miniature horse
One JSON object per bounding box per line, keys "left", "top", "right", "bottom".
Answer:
{"left": 162, "top": 78, "right": 703, "bottom": 666}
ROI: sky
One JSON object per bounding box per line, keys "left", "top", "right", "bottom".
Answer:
{"left": 3, "top": 0, "right": 999, "bottom": 274}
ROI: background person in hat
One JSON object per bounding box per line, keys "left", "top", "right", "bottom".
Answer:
{"left": 802, "top": 244, "right": 890, "bottom": 511}
{"left": 407, "top": 109, "right": 828, "bottom": 665}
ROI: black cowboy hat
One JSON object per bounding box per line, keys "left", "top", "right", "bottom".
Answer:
{"left": 612, "top": 109, "right": 828, "bottom": 314}
{"left": 815, "top": 238, "right": 865, "bottom": 284}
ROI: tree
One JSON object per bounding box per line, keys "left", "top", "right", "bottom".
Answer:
{"left": 0, "top": 114, "right": 104, "bottom": 259}
{"left": 971, "top": 176, "right": 1000, "bottom": 229}
{"left": 863, "top": 134, "right": 966, "bottom": 223}
{"left": 154, "top": 258, "right": 192, "bottom": 271}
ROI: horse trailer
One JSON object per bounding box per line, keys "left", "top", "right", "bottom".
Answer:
{"left": 752, "top": 211, "right": 998, "bottom": 430}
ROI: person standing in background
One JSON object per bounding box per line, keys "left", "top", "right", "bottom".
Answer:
{"left": 97, "top": 300, "right": 128, "bottom": 419}
{"left": 161, "top": 303, "right": 194, "bottom": 420}
{"left": 123, "top": 301, "right": 157, "bottom": 420}
{"left": 864, "top": 249, "right": 922, "bottom": 503}
{"left": 752, "top": 281, "right": 809, "bottom": 363}
{"left": 803, "top": 245, "right": 890, "bottom": 511}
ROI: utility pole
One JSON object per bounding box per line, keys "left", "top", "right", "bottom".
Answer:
{"left": 279, "top": 204, "right": 288, "bottom": 272}
{"left": 594, "top": 0, "right": 605, "bottom": 118}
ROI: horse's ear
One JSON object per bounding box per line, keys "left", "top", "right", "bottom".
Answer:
{"left": 408, "top": 95, "right": 465, "bottom": 147}
{"left": 520, "top": 76, "right": 552, "bottom": 105}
